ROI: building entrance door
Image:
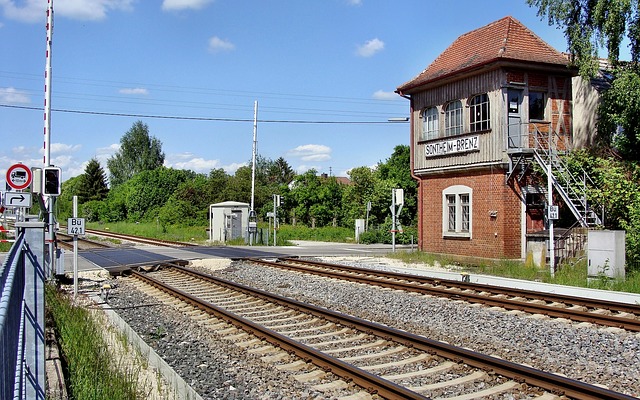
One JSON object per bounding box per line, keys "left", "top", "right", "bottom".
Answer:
{"left": 508, "top": 89, "right": 523, "bottom": 148}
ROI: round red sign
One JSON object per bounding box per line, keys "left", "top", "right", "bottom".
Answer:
{"left": 6, "top": 163, "right": 32, "bottom": 190}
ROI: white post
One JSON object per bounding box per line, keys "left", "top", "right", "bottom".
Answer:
{"left": 548, "top": 133, "right": 555, "bottom": 278}
{"left": 73, "top": 195, "right": 78, "bottom": 297}
{"left": 391, "top": 189, "right": 396, "bottom": 252}
{"left": 250, "top": 101, "right": 258, "bottom": 245}
{"left": 273, "top": 194, "right": 277, "bottom": 246}
{"left": 209, "top": 204, "right": 213, "bottom": 242}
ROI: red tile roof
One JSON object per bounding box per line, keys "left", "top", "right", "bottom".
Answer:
{"left": 397, "top": 16, "right": 571, "bottom": 93}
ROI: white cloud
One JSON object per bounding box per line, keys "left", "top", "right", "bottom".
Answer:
{"left": 168, "top": 155, "right": 220, "bottom": 173}
{"left": 295, "top": 164, "right": 320, "bottom": 174}
{"left": 356, "top": 38, "right": 384, "bottom": 57}
{"left": 0, "top": 87, "right": 30, "bottom": 104}
{"left": 165, "top": 152, "right": 244, "bottom": 174}
{"left": 119, "top": 87, "right": 149, "bottom": 95}
{"left": 208, "top": 36, "right": 235, "bottom": 53}
{"left": 58, "top": 0, "right": 133, "bottom": 21}
{"left": 372, "top": 90, "right": 399, "bottom": 100}
{"left": 94, "top": 143, "right": 119, "bottom": 164}
{"left": 0, "top": 0, "right": 133, "bottom": 22}
{"left": 48, "top": 143, "right": 82, "bottom": 155}
{"left": 162, "top": 0, "right": 214, "bottom": 11}
{"left": 287, "top": 144, "right": 332, "bottom": 162}
{"left": 222, "top": 162, "right": 245, "bottom": 175}
{"left": 11, "top": 146, "right": 30, "bottom": 156}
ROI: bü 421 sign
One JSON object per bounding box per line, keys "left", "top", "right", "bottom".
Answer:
{"left": 67, "top": 218, "right": 85, "bottom": 235}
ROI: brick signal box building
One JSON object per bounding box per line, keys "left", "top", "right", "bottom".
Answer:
{"left": 396, "top": 16, "right": 600, "bottom": 262}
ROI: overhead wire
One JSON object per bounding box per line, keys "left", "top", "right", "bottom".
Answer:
{"left": 0, "top": 103, "right": 408, "bottom": 124}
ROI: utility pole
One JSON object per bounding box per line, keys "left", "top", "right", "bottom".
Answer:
{"left": 249, "top": 101, "right": 258, "bottom": 245}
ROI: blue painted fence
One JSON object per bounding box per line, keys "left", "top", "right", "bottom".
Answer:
{"left": 0, "top": 222, "right": 46, "bottom": 400}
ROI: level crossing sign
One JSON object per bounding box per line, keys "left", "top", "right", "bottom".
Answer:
{"left": 67, "top": 218, "right": 85, "bottom": 235}
{"left": 6, "top": 163, "right": 32, "bottom": 191}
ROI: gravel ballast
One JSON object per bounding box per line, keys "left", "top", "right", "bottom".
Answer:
{"left": 106, "top": 257, "right": 640, "bottom": 398}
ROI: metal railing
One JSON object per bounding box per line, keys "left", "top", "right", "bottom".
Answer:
{"left": 507, "top": 122, "right": 603, "bottom": 265}
{"left": 0, "top": 221, "right": 46, "bottom": 400}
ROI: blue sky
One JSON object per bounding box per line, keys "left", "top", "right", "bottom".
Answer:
{"left": 0, "top": 0, "right": 570, "bottom": 188}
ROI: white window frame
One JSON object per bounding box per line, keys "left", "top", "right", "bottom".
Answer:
{"left": 469, "top": 93, "right": 490, "bottom": 132}
{"left": 442, "top": 185, "right": 472, "bottom": 238}
{"left": 444, "top": 100, "right": 463, "bottom": 136}
{"left": 421, "top": 106, "right": 439, "bottom": 140}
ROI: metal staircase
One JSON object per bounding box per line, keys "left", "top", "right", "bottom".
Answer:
{"left": 508, "top": 125, "right": 604, "bottom": 228}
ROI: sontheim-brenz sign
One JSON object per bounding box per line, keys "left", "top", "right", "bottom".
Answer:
{"left": 425, "top": 135, "right": 479, "bottom": 157}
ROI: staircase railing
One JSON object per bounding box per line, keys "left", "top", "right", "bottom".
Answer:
{"left": 530, "top": 124, "right": 604, "bottom": 227}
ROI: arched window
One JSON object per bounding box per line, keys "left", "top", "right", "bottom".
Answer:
{"left": 421, "top": 107, "right": 439, "bottom": 140}
{"left": 469, "top": 93, "right": 490, "bottom": 132}
{"left": 444, "top": 100, "right": 463, "bottom": 136}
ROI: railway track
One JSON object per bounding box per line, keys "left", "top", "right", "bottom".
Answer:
{"left": 128, "top": 264, "right": 635, "bottom": 400}
{"left": 56, "top": 232, "right": 111, "bottom": 250}
{"left": 244, "top": 257, "right": 640, "bottom": 332}
{"left": 81, "top": 228, "right": 199, "bottom": 248}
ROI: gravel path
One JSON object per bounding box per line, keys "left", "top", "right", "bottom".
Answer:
{"left": 105, "top": 258, "right": 640, "bottom": 399}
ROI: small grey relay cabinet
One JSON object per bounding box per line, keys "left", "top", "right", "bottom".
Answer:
{"left": 588, "top": 230, "right": 625, "bottom": 280}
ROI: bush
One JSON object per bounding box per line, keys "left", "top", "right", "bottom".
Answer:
{"left": 82, "top": 200, "right": 107, "bottom": 222}
{"left": 359, "top": 223, "right": 417, "bottom": 245}
{"left": 277, "top": 225, "right": 354, "bottom": 243}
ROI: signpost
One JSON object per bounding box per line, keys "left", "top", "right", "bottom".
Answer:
{"left": 3, "top": 192, "right": 32, "bottom": 208}
{"left": 68, "top": 197, "right": 84, "bottom": 297}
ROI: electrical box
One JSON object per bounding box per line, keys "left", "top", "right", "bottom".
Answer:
{"left": 588, "top": 230, "right": 625, "bottom": 280}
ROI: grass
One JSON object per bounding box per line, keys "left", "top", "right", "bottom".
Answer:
{"left": 46, "top": 285, "right": 143, "bottom": 399}
{"left": 388, "top": 251, "right": 640, "bottom": 294}
{"left": 88, "top": 221, "right": 208, "bottom": 243}
{"left": 87, "top": 222, "right": 355, "bottom": 245}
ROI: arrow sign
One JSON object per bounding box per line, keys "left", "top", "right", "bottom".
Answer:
{"left": 4, "top": 192, "right": 32, "bottom": 208}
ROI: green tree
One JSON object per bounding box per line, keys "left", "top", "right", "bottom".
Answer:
{"left": 267, "top": 157, "right": 295, "bottom": 185}
{"left": 597, "top": 67, "right": 640, "bottom": 161}
{"left": 158, "top": 174, "right": 213, "bottom": 226}
{"left": 376, "top": 145, "right": 418, "bottom": 226}
{"left": 77, "top": 158, "right": 109, "bottom": 203}
{"left": 288, "top": 170, "right": 323, "bottom": 226}
{"left": 122, "top": 167, "right": 196, "bottom": 222}
{"left": 55, "top": 175, "right": 85, "bottom": 220}
{"left": 107, "top": 121, "right": 165, "bottom": 187}
{"left": 528, "top": 0, "right": 640, "bottom": 76}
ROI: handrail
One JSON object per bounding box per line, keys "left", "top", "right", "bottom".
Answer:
{"left": 529, "top": 123, "right": 603, "bottom": 227}
{"left": 0, "top": 232, "right": 26, "bottom": 400}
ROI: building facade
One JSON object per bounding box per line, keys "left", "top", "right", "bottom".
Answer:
{"left": 396, "top": 16, "right": 592, "bottom": 261}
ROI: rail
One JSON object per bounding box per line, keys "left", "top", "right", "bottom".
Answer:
{"left": 0, "top": 220, "right": 46, "bottom": 400}
{"left": 134, "top": 266, "right": 636, "bottom": 400}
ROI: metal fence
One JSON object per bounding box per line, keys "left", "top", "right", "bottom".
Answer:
{"left": 0, "top": 221, "right": 45, "bottom": 400}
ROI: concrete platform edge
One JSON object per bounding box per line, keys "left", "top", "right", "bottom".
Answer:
{"left": 90, "top": 295, "right": 204, "bottom": 400}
